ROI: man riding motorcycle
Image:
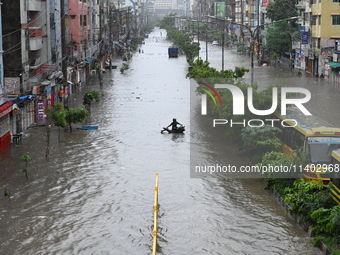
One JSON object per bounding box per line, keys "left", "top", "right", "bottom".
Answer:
{"left": 166, "top": 118, "right": 182, "bottom": 132}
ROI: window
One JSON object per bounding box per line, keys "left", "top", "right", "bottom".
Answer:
{"left": 311, "top": 15, "right": 316, "bottom": 25}
{"left": 307, "top": 137, "right": 340, "bottom": 163}
{"left": 292, "top": 132, "right": 305, "bottom": 149}
{"left": 332, "top": 16, "right": 340, "bottom": 25}
{"left": 318, "top": 16, "right": 321, "bottom": 25}
{"left": 83, "top": 15, "right": 87, "bottom": 26}
{"left": 304, "top": 12, "right": 310, "bottom": 23}
{"left": 333, "top": 0, "right": 340, "bottom": 2}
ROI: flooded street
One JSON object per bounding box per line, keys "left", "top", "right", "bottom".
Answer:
{"left": 0, "top": 28, "right": 324, "bottom": 254}
{"left": 204, "top": 42, "right": 340, "bottom": 127}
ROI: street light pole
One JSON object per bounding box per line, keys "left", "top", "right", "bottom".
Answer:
{"left": 205, "top": 24, "right": 208, "bottom": 61}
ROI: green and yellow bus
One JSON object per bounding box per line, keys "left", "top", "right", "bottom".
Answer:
{"left": 274, "top": 107, "right": 340, "bottom": 185}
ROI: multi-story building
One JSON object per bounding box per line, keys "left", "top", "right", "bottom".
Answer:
{"left": 0, "top": 0, "right": 125, "bottom": 153}
{"left": 0, "top": 0, "right": 55, "bottom": 151}
{"left": 311, "top": 0, "right": 340, "bottom": 80}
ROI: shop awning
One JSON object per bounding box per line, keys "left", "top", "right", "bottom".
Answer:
{"left": 327, "top": 62, "right": 340, "bottom": 68}
{"left": 0, "top": 101, "right": 13, "bottom": 118}
{"left": 12, "top": 95, "right": 36, "bottom": 103}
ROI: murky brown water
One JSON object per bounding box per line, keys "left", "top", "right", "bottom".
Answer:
{"left": 0, "top": 28, "right": 323, "bottom": 254}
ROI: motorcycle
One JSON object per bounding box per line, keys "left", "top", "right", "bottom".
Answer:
{"left": 161, "top": 125, "right": 185, "bottom": 134}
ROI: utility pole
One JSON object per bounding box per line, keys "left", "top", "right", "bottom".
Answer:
{"left": 0, "top": 0, "right": 4, "bottom": 98}
{"left": 222, "top": 24, "right": 225, "bottom": 71}
{"left": 109, "top": 8, "right": 113, "bottom": 71}
{"left": 61, "top": 0, "right": 67, "bottom": 107}
{"left": 257, "top": 0, "right": 261, "bottom": 60}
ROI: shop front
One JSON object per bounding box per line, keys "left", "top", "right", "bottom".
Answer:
{"left": 0, "top": 101, "right": 13, "bottom": 153}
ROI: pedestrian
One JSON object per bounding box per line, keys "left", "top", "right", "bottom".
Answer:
{"left": 142, "top": 50, "right": 144, "bottom": 53}
{"left": 139, "top": 48, "right": 141, "bottom": 53}
{"left": 58, "top": 87, "right": 63, "bottom": 102}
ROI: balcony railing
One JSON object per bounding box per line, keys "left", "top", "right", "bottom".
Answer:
{"left": 28, "top": 28, "right": 42, "bottom": 38}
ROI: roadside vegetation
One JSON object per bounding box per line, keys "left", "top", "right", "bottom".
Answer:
{"left": 44, "top": 89, "right": 103, "bottom": 153}
{"left": 159, "top": 13, "right": 240, "bottom": 64}
{"left": 181, "top": 41, "right": 340, "bottom": 254}
{"left": 21, "top": 155, "right": 32, "bottom": 180}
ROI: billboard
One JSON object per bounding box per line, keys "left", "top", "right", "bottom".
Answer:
{"left": 214, "top": 2, "right": 225, "bottom": 18}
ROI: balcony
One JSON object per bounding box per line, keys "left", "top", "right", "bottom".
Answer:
{"left": 30, "top": 38, "right": 42, "bottom": 51}
{"left": 28, "top": 28, "right": 42, "bottom": 38}
{"left": 28, "top": 66, "right": 43, "bottom": 83}
{"left": 27, "top": 0, "right": 42, "bottom": 11}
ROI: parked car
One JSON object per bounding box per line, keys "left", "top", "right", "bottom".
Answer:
{"left": 212, "top": 41, "right": 219, "bottom": 45}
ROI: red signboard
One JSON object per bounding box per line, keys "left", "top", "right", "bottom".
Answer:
{"left": 262, "top": 0, "right": 269, "bottom": 7}
{"left": 0, "top": 102, "right": 13, "bottom": 119}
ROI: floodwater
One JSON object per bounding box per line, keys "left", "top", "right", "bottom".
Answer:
{"left": 0, "top": 28, "right": 323, "bottom": 254}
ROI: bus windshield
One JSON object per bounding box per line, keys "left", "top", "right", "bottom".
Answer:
{"left": 307, "top": 137, "right": 340, "bottom": 163}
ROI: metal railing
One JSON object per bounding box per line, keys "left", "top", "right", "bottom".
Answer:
{"left": 152, "top": 173, "right": 159, "bottom": 255}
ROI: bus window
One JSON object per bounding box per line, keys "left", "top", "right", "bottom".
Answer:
{"left": 292, "top": 132, "right": 305, "bottom": 149}
{"left": 281, "top": 127, "right": 292, "bottom": 146}
{"left": 307, "top": 137, "right": 340, "bottom": 163}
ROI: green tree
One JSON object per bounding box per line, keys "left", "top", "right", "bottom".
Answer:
{"left": 186, "top": 58, "right": 249, "bottom": 79}
{"left": 119, "top": 63, "right": 130, "bottom": 74}
{"left": 4, "top": 188, "right": 10, "bottom": 200}
{"left": 266, "top": 22, "right": 292, "bottom": 57}
{"left": 166, "top": 29, "right": 200, "bottom": 64}
{"left": 159, "top": 13, "right": 178, "bottom": 30}
{"left": 265, "top": 0, "right": 299, "bottom": 58}
{"left": 45, "top": 103, "right": 67, "bottom": 143}
{"left": 21, "top": 155, "right": 32, "bottom": 180}
{"left": 83, "top": 90, "right": 103, "bottom": 112}
{"left": 266, "top": 0, "right": 299, "bottom": 22}
{"left": 65, "top": 107, "right": 89, "bottom": 132}
{"left": 241, "top": 125, "right": 282, "bottom": 161}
